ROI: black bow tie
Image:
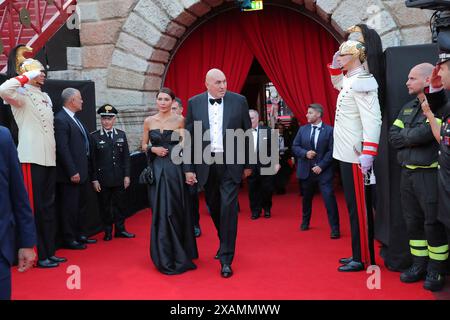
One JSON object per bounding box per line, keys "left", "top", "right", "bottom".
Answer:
{"left": 209, "top": 98, "right": 222, "bottom": 105}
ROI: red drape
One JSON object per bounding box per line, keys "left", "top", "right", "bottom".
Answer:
{"left": 164, "top": 8, "right": 339, "bottom": 124}
{"left": 238, "top": 8, "right": 339, "bottom": 124}
{"left": 164, "top": 11, "right": 254, "bottom": 114}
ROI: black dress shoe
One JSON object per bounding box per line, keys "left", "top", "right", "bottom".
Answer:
{"left": 339, "top": 256, "right": 353, "bottom": 264}
{"left": 221, "top": 264, "right": 233, "bottom": 278}
{"left": 194, "top": 226, "right": 201, "bottom": 237}
{"left": 338, "top": 261, "right": 364, "bottom": 272}
{"left": 251, "top": 212, "right": 260, "bottom": 220}
{"left": 115, "top": 231, "right": 136, "bottom": 238}
{"left": 330, "top": 231, "right": 340, "bottom": 239}
{"left": 79, "top": 236, "right": 97, "bottom": 244}
{"left": 48, "top": 256, "right": 67, "bottom": 263}
{"left": 104, "top": 233, "right": 112, "bottom": 241}
{"left": 300, "top": 224, "right": 309, "bottom": 231}
{"left": 64, "top": 241, "right": 87, "bottom": 250}
{"left": 264, "top": 210, "right": 271, "bottom": 218}
{"left": 37, "top": 259, "right": 59, "bottom": 268}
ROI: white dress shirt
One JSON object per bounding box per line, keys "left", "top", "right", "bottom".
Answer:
{"left": 208, "top": 93, "right": 224, "bottom": 152}
{"left": 310, "top": 122, "right": 323, "bottom": 149}
{"left": 252, "top": 127, "right": 258, "bottom": 152}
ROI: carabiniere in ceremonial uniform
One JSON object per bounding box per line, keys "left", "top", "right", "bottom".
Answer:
{"left": 90, "top": 104, "right": 135, "bottom": 241}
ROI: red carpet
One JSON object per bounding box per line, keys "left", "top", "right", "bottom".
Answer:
{"left": 11, "top": 180, "right": 440, "bottom": 300}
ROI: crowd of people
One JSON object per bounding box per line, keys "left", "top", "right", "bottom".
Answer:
{"left": 1, "top": 20, "right": 450, "bottom": 301}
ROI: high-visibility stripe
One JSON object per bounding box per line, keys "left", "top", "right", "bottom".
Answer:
{"left": 428, "top": 244, "right": 449, "bottom": 254}
{"left": 410, "top": 240, "right": 428, "bottom": 247}
{"left": 429, "top": 252, "right": 449, "bottom": 261}
{"left": 425, "top": 118, "right": 443, "bottom": 125}
{"left": 411, "top": 248, "right": 429, "bottom": 257}
{"left": 405, "top": 162, "right": 438, "bottom": 170}
{"left": 393, "top": 119, "right": 404, "bottom": 129}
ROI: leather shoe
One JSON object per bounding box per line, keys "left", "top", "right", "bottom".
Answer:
{"left": 339, "top": 256, "right": 353, "bottom": 264}
{"left": 64, "top": 241, "right": 86, "bottom": 250}
{"left": 194, "top": 226, "right": 201, "bottom": 237}
{"left": 37, "top": 259, "right": 59, "bottom": 268}
{"left": 79, "top": 236, "right": 97, "bottom": 244}
{"left": 264, "top": 210, "right": 271, "bottom": 218}
{"left": 221, "top": 264, "right": 233, "bottom": 278}
{"left": 104, "top": 233, "right": 112, "bottom": 241}
{"left": 330, "top": 231, "right": 340, "bottom": 239}
{"left": 251, "top": 212, "right": 260, "bottom": 220}
{"left": 300, "top": 224, "right": 309, "bottom": 231}
{"left": 338, "top": 261, "right": 364, "bottom": 272}
{"left": 115, "top": 230, "right": 136, "bottom": 238}
{"left": 48, "top": 256, "right": 67, "bottom": 263}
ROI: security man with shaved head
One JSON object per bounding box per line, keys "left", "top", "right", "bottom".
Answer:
{"left": 389, "top": 63, "right": 448, "bottom": 292}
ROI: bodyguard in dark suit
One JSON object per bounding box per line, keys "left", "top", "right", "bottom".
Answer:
{"left": 248, "top": 110, "right": 280, "bottom": 219}
{"left": 90, "top": 104, "right": 135, "bottom": 241}
{"left": 55, "top": 88, "right": 97, "bottom": 250}
{"left": 184, "top": 69, "right": 252, "bottom": 278}
{"left": 292, "top": 104, "right": 340, "bottom": 239}
{"left": 0, "top": 126, "right": 36, "bottom": 300}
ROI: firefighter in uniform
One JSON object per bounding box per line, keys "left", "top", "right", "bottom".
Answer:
{"left": 90, "top": 104, "right": 135, "bottom": 241}
{"left": 389, "top": 63, "right": 448, "bottom": 292}
{"left": 0, "top": 45, "right": 66, "bottom": 268}
{"left": 327, "top": 25, "right": 383, "bottom": 272}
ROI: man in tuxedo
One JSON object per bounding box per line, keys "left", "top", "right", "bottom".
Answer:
{"left": 248, "top": 110, "right": 280, "bottom": 219}
{"left": 55, "top": 88, "right": 97, "bottom": 250}
{"left": 0, "top": 126, "right": 36, "bottom": 300}
{"left": 292, "top": 104, "right": 340, "bottom": 239}
{"left": 184, "top": 68, "right": 252, "bottom": 278}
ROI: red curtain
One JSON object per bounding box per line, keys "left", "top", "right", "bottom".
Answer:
{"left": 238, "top": 7, "right": 339, "bottom": 124}
{"left": 164, "top": 11, "right": 254, "bottom": 114}
{"left": 164, "top": 7, "right": 339, "bottom": 124}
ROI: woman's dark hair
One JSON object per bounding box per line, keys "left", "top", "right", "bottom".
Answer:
{"left": 6, "top": 44, "right": 27, "bottom": 78}
{"left": 156, "top": 87, "right": 176, "bottom": 100}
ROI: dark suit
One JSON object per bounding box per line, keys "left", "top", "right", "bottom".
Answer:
{"left": 54, "top": 108, "right": 91, "bottom": 243}
{"left": 248, "top": 125, "right": 275, "bottom": 216}
{"left": 185, "top": 91, "right": 251, "bottom": 265}
{"left": 292, "top": 123, "right": 339, "bottom": 232}
{"left": 90, "top": 128, "right": 130, "bottom": 232}
{"left": 0, "top": 126, "right": 36, "bottom": 300}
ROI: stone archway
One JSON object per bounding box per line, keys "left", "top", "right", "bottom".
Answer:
{"left": 49, "top": 0, "right": 433, "bottom": 150}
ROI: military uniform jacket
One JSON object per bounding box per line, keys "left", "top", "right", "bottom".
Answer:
{"left": 90, "top": 128, "right": 130, "bottom": 187}
{"left": 0, "top": 77, "right": 56, "bottom": 166}
{"left": 328, "top": 65, "right": 382, "bottom": 164}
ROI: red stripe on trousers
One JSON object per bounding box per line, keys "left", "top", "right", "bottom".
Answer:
{"left": 21, "top": 163, "right": 35, "bottom": 213}
{"left": 352, "top": 164, "right": 369, "bottom": 266}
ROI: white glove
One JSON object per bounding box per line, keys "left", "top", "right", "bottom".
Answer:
{"left": 331, "top": 51, "right": 341, "bottom": 69}
{"left": 359, "top": 154, "right": 374, "bottom": 174}
{"left": 23, "top": 70, "right": 41, "bottom": 81}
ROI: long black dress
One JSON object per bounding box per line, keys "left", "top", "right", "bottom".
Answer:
{"left": 148, "top": 129, "right": 198, "bottom": 274}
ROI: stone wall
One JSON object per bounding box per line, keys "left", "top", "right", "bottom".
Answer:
{"left": 48, "top": 0, "right": 434, "bottom": 150}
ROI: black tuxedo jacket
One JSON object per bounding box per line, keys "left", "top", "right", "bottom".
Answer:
{"left": 54, "top": 109, "right": 90, "bottom": 184}
{"left": 185, "top": 91, "right": 252, "bottom": 186}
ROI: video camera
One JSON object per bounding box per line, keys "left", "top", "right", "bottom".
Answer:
{"left": 406, "top": 1, "right": 450, "bottom": 43}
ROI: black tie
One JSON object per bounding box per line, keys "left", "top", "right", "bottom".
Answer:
{"left": 107, "top": 131, "right": 112, "bottom": 140}
{"left": 310, "top": 126, "right": 317, "bottom": 150}
{"left": 209, "top": 98, "right": 222, "bottom": 105}
{"left": 74, "top": 116, "right": 90, "bottom": 155}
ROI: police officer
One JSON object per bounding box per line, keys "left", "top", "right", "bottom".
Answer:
{"left": 389, "top": 63, "right": 448, "bottom": 292}
{"left": 90, "top": 104, "right": 135, "bottom": 241}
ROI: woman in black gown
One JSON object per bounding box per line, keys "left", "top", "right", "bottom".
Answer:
{"left": 141, "top": 87, "right": 198, "bottom": 275}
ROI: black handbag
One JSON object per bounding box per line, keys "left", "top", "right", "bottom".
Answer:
{"left": 139, "top": 152, "right": 154, "bottom": 185}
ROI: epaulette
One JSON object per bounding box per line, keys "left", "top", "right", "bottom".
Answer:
{"left": 352, "top": 72, "right": 378, "bottom": 92}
